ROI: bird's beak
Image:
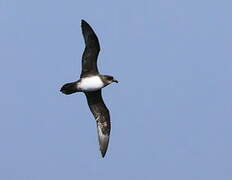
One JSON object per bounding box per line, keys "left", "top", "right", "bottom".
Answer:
{"left": 113, "top": 79, "right": 118, "bottom": 83}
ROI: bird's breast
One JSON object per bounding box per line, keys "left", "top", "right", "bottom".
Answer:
{"left": 78, "top": 76, "right": 104, "bottom": 92}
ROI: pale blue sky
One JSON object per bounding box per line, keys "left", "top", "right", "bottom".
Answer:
{"left": 0, "top": 0, "right": 232, "bottom": 179}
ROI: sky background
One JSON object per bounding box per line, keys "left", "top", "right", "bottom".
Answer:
{"left": 0, "top": 0, "right": 232, "bottom": 179}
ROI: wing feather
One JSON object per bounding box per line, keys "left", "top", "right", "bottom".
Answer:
{"left": 81, "top": 20, "right": 100, "bottom": 77}
{"left": 84, "top": 90, "right": 111, "bottom": 157}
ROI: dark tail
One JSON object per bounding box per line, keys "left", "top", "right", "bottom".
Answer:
{"left": 60, "top": 82, "right": 78, "bottom": 95}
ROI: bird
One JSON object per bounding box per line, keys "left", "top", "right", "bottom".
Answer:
{"left": 60, "top": 19, "right": 118, "bottom": 158}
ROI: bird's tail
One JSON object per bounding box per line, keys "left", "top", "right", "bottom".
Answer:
{"left": 96, "top": 121, "right": 110, "bottom": 158}
{"left": 60, "top": 82, "right": 78, "bottom": 95}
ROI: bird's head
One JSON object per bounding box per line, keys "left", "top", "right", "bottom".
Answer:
{"left": 102, "top": 75, "right": 118, "bottom": 85}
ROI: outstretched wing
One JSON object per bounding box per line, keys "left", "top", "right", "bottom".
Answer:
{"left": 84, "top": 90, "right": 111, "bottom": 157}
{"left": 81, "top": 20, "right": 100, "bottom": 78}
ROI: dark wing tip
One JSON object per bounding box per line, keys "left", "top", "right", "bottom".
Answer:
{"left": 81, "top": 19, "right": 88, "bottom": 27}
{"left": 81, "top": 19, "right": 94, "bottom": 35}
{"left": 101, "top": 149, "right": 107, "bottom": 158}
{"left": 80, "top": 19, "right": 100, "bottom": 49}
{"left": 96, "top": 117, "right": 110, "bottom": 158}
{"left": 98, "top": 133, "right": 110, "bottom": 158}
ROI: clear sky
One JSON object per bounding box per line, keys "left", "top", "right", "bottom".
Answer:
{"left": 0, "top": 0, "right": 232, "bottom": 179}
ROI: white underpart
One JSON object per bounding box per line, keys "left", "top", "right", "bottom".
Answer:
{"left": 78, "top": 76, "right": 104, "bottom": 91}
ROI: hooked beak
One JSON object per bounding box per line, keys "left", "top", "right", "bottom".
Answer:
{"left": 113, "top": 79, "right": 118, "bottom": 83}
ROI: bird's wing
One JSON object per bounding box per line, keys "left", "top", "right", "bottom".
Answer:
{"left": 84, "top": 90, "right": 110, "bottom": 157}
{"left": 80, "top": 20, "right": 100, "bottom": 78}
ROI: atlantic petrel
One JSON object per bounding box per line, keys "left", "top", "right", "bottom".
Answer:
{"left": 60, "top": 20, "right": 118, "bottom": 157}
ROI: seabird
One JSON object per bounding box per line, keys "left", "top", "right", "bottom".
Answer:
{"left": 60, "top": 20, "right": 118, "bottom": 157}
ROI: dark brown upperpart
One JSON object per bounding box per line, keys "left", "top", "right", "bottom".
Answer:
{"left": 60, "top": 81, "right": 78, "bottom": 95}
{"left": 84, "top": 90, "right": 111, "bottom": 157}
{"left": 100, "top": 75, "right": 119, "bottom": 85}
{"left": 80, "top": 20, "right": 100, "bottom": 78}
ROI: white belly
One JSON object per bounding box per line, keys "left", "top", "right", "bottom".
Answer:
{"left": 78, "top": 76, "right": 104, "bottom": 91}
